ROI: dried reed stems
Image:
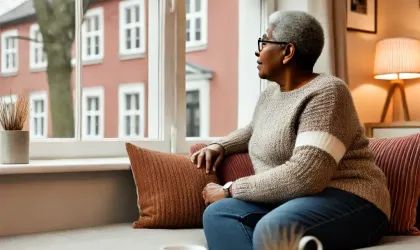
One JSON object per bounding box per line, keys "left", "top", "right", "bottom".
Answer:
{"left": 261, "top": 224, "right": 304, "bottom": 250}
{"left": 0, "top": 93, "right": 30, "bottom": 131}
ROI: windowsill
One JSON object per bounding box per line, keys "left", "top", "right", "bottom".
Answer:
{"left": 186, "top": 44, "right": 207, "bottom": 53}
{"left": 0, "top": 157, "right": 130, "bottom": 175}
{"left": 119, "top": 53, "right": 146, "bottom": 61}
{"left": 1, "top": 71, "right": 18, "bottom": 77}
{"left": 30, "top": 66, "right": 47, "bottom": 73}
{"left": 71, "top": 58, "right": 104, "bottom": 66}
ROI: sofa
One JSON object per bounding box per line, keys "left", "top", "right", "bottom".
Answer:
{"left": 1, "top": 223, "right": 420, "bottom": 250}
{"left": 1, "top": 134, "right": 419, "bottom": 250}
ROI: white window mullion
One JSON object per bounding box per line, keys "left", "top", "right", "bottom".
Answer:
{"left": 30, "top": 24, "right": 47, "bottom": 70}
{"left": 82, "top": 7, "right": 104, "bottom": 62}
{"left": 185, "top": 0, "right": 207, "bottom": 50}
{"left": 1, "top": 29, "right": 18, "bottom": 75}
{"left": 119, "top": 84, "right": 145, "bottom": 139}
{"left": 119, "top": 0, "right": 146, "bottom": 57}
{"left": 30, "top": 91, "right": 48, "bottom": 139}
{"left": 82, "top": 87, "right": 104, "bottom": 140}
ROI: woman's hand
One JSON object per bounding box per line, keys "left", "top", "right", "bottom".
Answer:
{"left": 190, "top": 144, "right": 225, "bottom": 174}
{"left": 203, "top": 183, "right": 226, "bottom": 206}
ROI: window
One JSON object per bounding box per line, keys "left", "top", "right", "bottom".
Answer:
{"left": 82, "top": 7, "right": 104, "bottom": 62}
{"left": 118, "top": 83, "right": 145, "bottom": 139}
{"left": 29, "top": 24, "right": 47, "bottom": 70}
{"left": 186, "top": 80, "right": 210, "bottom": 138}
{"left": 1, "top": 29, "right": 18, "bottom": 75}
{"left": 3, "top": 0, "right": 272, "bottom": 160}
{"left": 186, "top": 0, "right": 207, "bottom": 49}
{"left": 119, "top": 0, "right": 146, "bottom": 57}
{"left": 82, "top": 87, "right": 104, "bottom": 139}
{"left": 30, "top": 92, "right": 48, "bottom": 139}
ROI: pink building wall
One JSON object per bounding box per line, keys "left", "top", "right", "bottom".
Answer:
{"left": 0, "top": 0, "right": 239, "bottom": 138}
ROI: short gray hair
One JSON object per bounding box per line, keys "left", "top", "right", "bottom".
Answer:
{"left": 268, "top": 10, "right": 324, "bottom": 69}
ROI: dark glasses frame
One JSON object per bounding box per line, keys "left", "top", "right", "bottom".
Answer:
{"left": 257, "top": 38, "right": 288, "bottom": 52}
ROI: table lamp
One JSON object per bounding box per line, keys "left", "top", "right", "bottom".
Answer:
{"left": 374, "top": 37, "right": 420, "bottom": 122}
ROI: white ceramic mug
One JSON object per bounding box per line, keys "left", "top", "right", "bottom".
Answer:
{"left": 299, "top": 236, "right": 323, "bottom": 250}
{"left": 160, "top": 245, "right": 207, "bottom": 250}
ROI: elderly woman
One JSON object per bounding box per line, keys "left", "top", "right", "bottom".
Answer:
{"left": 191, "top": 10, "right": 391, "bottom": 250}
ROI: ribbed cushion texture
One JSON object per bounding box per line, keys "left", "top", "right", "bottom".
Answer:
{"left": 369, "top": 134, "right": 420, "bottom": 235}
{"left": 126, "top": 143, "right": 219, "bottom": 229}
{"left": 190, "top": 144, "right": 254, "bottom": 185}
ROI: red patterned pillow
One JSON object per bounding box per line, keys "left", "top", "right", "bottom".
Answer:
{"left": 190, "top": 144, "right": 254, "bottom": 185}
{"left": 369, "top": 134, "right": 420, "bottom": 235}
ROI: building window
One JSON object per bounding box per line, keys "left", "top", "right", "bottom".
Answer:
{"left": 30, "top": 92, "right": 48, "bottom": 139}
{"left": 1, "top": 29, "right": 18, "bottom": 74}
{"left": 119, "top": 84, "right": 145, "bottom": 138}
{"left": 186, "top": 0, "right": 207, "bottom": 49}
{"left": 82, "top": 87, "right": 104, "bottom": 139}
{"left": 186, "top": 79, "right": 210, "bottom": 138}
{"left": 82, "top": 7, "right": 104, "bottom": 62}
{"left": 29, "top": 24, "right": 47, "bottom": 70}
{"left": 186, "top": 90, "right": 200, "bottom": 137}
{"left": 119, "top": 0, "right": 146, "bottom": 57}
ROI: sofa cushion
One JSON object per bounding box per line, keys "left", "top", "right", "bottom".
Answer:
{"left": 369, "top": 134, "right": 420, "bottom": 235}
{"left": 1, "top": 223, "right": 419, "bottom": 250}
{"left": 126, "top": 143, "right": 219, "bottom": 229}
{"left": 190, "top": 144, "right": 254, "bottom": 184}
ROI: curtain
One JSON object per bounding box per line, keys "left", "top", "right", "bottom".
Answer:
{"left": 308, "top": 0, "right": 349, "bottom": 83}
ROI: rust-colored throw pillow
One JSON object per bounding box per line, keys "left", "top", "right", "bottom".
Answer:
{"left": 190, "top": 144, "right": 254, "bottom": 185}
{"left": 369, "top": 134, "right": 420, "bottom": 235}
{"left": 126, "top": 143, "right": 219, "bottom": 229}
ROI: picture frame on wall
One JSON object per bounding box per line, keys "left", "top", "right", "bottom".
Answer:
{"left": 347, "top": 0, "right": 377, "bottom": 33}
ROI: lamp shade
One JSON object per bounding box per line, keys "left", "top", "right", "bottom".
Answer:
{"left": 374, "top": 37, "right": 420, "bottom": 80}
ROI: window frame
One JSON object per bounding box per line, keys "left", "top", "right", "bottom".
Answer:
{"left": 1, "top": 29, "right": 19, "bottom": 75}
{"left": 25, "top": 0, "right": 273, "bottom": 160}
{"left": 118, "top": 83, "right": 146, "bottom": 139}
{"left": 29, "top": 24, "right": 47, "bottom": 71}
{"left": 29, "top": 0, "right": 171, "bottom": 160}
{"left": 29, "top": 91, "right": 48, "bottom": 139}
{"left": 185, "top": 0, "right": 208, "bottom": 51}
{"left": 82, "top": 86, "right": 105, "bottom": 140}
{"left": 119, "top": 0, "right": 146, "bottom": 58}
{"left": 82, "top": 7, "right": 105, "bottom": 63}
{"left": 186, "top": 79, "right": 210, "bottom": 138}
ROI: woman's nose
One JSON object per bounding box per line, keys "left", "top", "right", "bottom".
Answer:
{"left": 255, "top": 50, "right": 260, "bottom": 57}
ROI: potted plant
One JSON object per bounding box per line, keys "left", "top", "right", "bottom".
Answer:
{"left": 0, "top": 93, "right": 30, "bottom": 164}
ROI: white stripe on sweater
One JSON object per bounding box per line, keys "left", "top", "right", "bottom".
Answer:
{"left": 295, "top": 131, "right": 346, "bottom": 164}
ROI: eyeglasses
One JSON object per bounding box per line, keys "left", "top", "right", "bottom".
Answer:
{"left": 257, "top": 38, "right": 288, "bottom": 52}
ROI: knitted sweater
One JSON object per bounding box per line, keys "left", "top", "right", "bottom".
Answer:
{"left": 215, "top": 73, "right": 391, "bottom": 219}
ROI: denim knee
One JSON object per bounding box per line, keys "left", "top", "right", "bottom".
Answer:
{"left": 253, "top": 213, "right": 297, "bottom": 249}
{"left": 203, "top": 199, "right": 230, "bottom": 227}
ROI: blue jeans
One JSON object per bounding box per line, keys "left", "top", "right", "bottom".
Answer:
{"left": 203, "top": 188, "right": 388, "bottom": 250}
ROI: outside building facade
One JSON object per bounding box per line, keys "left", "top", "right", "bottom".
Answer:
{"left": 0, "top": 0, "right": 243, "bottom": 140}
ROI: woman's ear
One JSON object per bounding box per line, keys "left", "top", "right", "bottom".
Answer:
{"left": 283, "top": 44, "right": 295, "bottom": 64}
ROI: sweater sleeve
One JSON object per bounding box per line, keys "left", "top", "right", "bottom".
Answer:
{"left": 231, "top": 84, "right": 361, "bottom": 203}
{"left": 210, "top": 125, "right": 253, "bottom": 155}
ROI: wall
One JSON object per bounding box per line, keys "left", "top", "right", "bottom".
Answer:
{"left": 0, "top": 170, "right": 139, "bottom": 236}
{"left": 347, "top": 0, "right": 420, "bottom": 123}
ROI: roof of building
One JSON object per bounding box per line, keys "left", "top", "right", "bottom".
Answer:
{"left": 186, "top": 62, "right": 213, "bottom": 75}
{"left": 0, "top": 0, "right": 105, "bottom": 27}
{"left": 0, "top": 0, "right": 36, "bottom": 27}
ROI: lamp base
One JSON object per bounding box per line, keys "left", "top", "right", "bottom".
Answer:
{"left": 380, "top": 81, "right": 410, "bottom": 122}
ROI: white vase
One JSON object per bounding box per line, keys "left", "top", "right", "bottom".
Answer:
{"left": 1, "top": 130, "right": 29, "bottom": 164}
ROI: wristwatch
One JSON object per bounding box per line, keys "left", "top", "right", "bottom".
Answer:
{"left": 223, "top": 181, "right": 234, "bottom": 198}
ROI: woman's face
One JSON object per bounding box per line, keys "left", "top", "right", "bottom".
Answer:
{"left": 256, "top": 27, "right": 285, "bottom": 80}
